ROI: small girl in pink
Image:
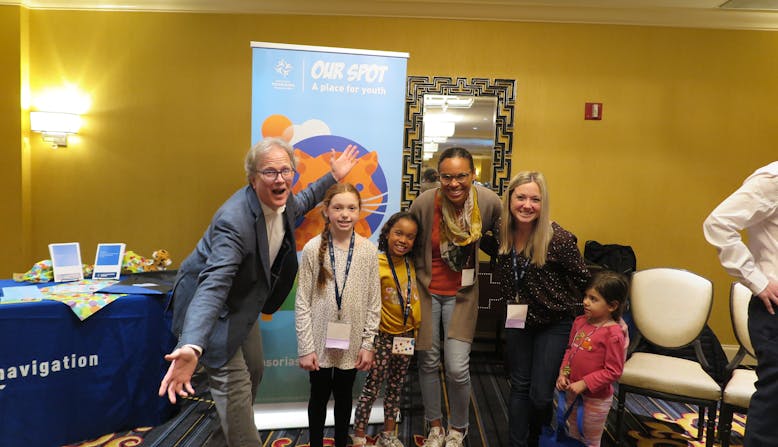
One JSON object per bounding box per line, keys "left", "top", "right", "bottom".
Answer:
{"left": 555, "top": 270, "right": 629, "bottom": 447}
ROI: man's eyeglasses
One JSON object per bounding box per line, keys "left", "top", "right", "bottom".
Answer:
{"left": 258, "top": 168, "right": 296, "bottom": 181}
{"left": 439, "top": 172, "right": 472, "bottom": 185}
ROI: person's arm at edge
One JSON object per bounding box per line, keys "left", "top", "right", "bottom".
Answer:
{"left": 479, "top": 186, "right": 502, "bottom": 258}
{"left": 703, "top": 176, "right": 778, "bottom": 312}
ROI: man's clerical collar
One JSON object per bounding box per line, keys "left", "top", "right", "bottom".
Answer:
{"left": 260, "top": 201, "right": 286, "bottom": 216}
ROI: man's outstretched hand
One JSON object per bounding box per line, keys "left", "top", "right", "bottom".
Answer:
{"left": 158, "top": 346, "right": 199, "bottom": 404}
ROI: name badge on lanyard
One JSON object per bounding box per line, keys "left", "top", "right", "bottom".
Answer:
{"left": 326, "top": 321, "right": 352, "bottom": 350}
{"left": 388, "top": 254, "right": 415, "bottom": 355}
{"left": 461, "top": 268, "right": 475, "bottom": 287}
{"left": 459, "top": 243, "right": 476, "bottom": 287}
{"left": 505, "top": 303, "right": 529, "bottom": 328}
{"left": 392, "top": 336, "right": 415, "bottom": 355}
{"left": 325, "top": 232, "right": 355, "bottom": 350}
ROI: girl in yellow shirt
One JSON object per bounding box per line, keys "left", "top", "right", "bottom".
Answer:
{"left": 352, "top": 211, "right": 422, "bottom": 447}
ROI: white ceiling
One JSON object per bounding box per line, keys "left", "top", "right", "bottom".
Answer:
{"left": 7, "top": 0, "right": 778, "bottom": 31}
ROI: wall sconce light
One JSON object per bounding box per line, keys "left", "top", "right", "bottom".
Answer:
{"left": 30, "top": 111, "right": 83, "bottom": 148}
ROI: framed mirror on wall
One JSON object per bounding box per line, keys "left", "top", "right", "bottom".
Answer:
{"left": 422, "top": 94, "right": 497, "bottom": 186}
{"left": 401, "top": 76, "right": 516, "bottom": 210}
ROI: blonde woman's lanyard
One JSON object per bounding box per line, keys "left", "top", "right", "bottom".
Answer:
{"left": 388, "top": 254, "right": 416, "bottom": 355}
{"left": 325, "top": 232, "right": 354, "bottom": 350}
{"left": 511, "top": 248, "right": 530, "bottom": 299}
{"left": 506, "top": 249, "right": 530, "bottom": 329}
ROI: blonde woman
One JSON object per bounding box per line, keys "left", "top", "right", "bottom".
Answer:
{"left": 494, "top": 171, "right": 590, "bottom": 447}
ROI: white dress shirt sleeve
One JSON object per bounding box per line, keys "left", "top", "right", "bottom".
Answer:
{"left": 703, "top": 175, "right": 778, "bottom": 295}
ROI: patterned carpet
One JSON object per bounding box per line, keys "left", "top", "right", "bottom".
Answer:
{"left": 66, "top": 351, "right": 747, "bottom": 447}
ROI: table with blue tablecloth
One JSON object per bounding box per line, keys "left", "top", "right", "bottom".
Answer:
{"left": 0, "top": 279, "right": 176, "bottom": 447}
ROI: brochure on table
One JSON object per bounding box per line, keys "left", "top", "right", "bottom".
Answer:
{"left": 1, "top": 285, "right": 44, "bottom": 302}
{"left": 48, "top": 242, "right": 84, "bottom": 283}
{"left": 92, "top": 243, "right": 126, "bottom": 280}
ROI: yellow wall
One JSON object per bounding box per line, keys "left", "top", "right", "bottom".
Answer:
{"left": 0, "top": 5, "right": 30, "bottom": 278}
{"left": 5, "top": 8, "right": 778, "bottom": 343}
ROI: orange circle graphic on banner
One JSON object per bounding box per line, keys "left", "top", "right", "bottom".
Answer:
{"left": 262, "top": 114, "right": 293, "bottom": 141}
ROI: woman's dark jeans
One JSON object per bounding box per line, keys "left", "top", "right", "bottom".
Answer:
{"left": 506, "top": 319, "right": 573, "bottom": 447}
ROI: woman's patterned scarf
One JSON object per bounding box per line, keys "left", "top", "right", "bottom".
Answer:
{"left": 438, "top": 188, "right": 482, "bottom": 272}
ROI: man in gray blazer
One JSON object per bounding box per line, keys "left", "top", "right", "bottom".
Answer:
{"left": 159, "top": 137, "right": 357, "bottom": 446}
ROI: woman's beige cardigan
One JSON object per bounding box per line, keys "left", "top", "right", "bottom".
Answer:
{"left": 409, "top": 184, "right": 502, "bottom": 350}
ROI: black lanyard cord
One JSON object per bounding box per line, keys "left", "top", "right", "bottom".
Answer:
{"left": 387, "top": 253, "right": 412, "bottom": 328}
{"left": 328, "top": 231, "right": 355, "bottom": 319}
{"left": 511, "top": 249, "right": 530, "bottom": 303}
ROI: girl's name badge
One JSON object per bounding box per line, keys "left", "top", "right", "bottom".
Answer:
{"left": 392, "top": 336, "right": 415, "bottom": 355}
{"left": 505, "top": 303, "right": 528, "bottom": 329}
{"left": 325, "top": 321, "right": 351, "bottom": 350}
{"left": 461, "top": 268, "right": 475, "bottom": 287}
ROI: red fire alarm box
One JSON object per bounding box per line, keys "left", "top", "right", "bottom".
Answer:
{"left": 585, "top": 102, "right": 602, "bottom": 120}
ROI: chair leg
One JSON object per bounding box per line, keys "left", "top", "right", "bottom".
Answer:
{"left": 704, "top": 403, "right": 717, "bottom": 447}
{"left": 697, "top": 405, "right": 705, "bottom": 441}
{"left": 616, "top": 388, "right": 626, "bottom": 447}
{"left": 718, "top": 405, "right": 734, "bottom": 447}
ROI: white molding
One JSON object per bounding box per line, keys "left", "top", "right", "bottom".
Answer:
{"left": 251, "top": 41, "right": 409, "bottom": 59}
{"left": 5, "top": 0, "right": 778, "bottom": 31}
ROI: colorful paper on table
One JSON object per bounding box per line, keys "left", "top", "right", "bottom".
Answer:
{"left": 44, "top": 279, "right": 118, "bottom": 294}
{"left": 39, "top": 279, "right": 125, "bottom": 320}
{"left": 13, "top": 259, "right": 55, "bottom": 283}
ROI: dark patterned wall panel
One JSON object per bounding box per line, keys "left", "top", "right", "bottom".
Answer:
{"left": 402, "top": 76, "right": 516, "bottom": 210}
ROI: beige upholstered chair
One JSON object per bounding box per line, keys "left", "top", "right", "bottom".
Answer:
{"left": 718, "top": 282, "right": 757, "bottom": 447}
{"left": 615, "top": 268, "right": 720, "bottom": 447}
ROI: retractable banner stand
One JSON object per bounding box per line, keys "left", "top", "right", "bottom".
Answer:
{"left": 251, "top": 42, "right": 408, "bottom": 404}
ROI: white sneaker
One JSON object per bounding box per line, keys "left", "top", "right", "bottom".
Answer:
{"left": 443, "top": 429, "right": 465, "bottom": 447}
{"left": 422, "top": 426, "right": 445, "bottom": 447}
{"left": 377, "top": 431, "right": 404, "bottom": 447}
